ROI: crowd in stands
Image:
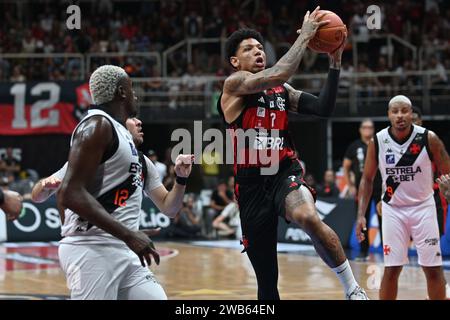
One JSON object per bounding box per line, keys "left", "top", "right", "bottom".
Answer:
{"left": 0, "top": 0, "right": 449, "bottom": 85}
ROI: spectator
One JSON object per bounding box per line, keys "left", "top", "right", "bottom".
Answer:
{"left": 212, "top": 200, "right": 240, "bottom": 239}
{"left": 429, "top": 55, "right": 448, "bottom": 86}
{"left": 148, "top": 149, "right": 167, "bottom": 183}
{"left": 1, "top": 147, "right": 21, "bottom": 178}
{"left": 201, "top": 149, "right": 221, "bottom": 189}
{"left": 21, "top": 31, "right": 36, "bottom": 53}
{"left": 10, "top": 65, "right": 26, "bottom": 82}
{"left": 184, "top": 10, "right": 203, "bottom": 38}
{"left": 163, "top": 163, "right": 176, "bottom": 190}
{"left": 342, "top": 119, "right": 382, "bottom": 260}
{"left": 171, "top": 194, "right": 202, "bottom": 239}
{"left": 9, "top": 171, "right": 33, "bottom": 200}
{"left": 208, "top": 180, "right": 232, "bottom": 215}
{"left": 317, "top": 169, "right": 340, "bottom": 198}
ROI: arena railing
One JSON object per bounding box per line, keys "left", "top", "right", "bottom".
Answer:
{"left": 86, "top": 51, "right": 162, "bottom": 76}
{"left": 131, "top": 69, "right": 450, "bottom": 120}
{"left": 162, "top": 37, "right": 226, "bottom": 76}
{"left": 0, "top": 53, "right": 85, "bottom": 81}
{"left": 351, "top": 33, "right": 418, "bottom": 70}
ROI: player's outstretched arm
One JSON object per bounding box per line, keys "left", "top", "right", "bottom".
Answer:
{"left": 146, "top": 154, "right": 194, "bottom": 218}
{"left": 58, "top": 116, "right": 159, "bottom": 267}
{"left": 356, "top": 139, "right": 378, "bottom": 242}
{"left": 223, "top": 6, "right": 328, "bottom": 98}
{"left": 31, "top": 164, "right": 66, "bottom": 203}
{"left": 286, "top": 33, "right": 347, "bottom": 117}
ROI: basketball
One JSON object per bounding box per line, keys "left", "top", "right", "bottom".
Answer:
{"left": 308, "top": 10, "right": 347, "bottom": 53}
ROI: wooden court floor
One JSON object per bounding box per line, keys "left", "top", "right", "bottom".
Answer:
{"left": 0, "top": 241, "right": 449, "bottom": 300}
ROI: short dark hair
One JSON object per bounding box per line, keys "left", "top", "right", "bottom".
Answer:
{"left": 412, "top": 106, "right": 422, "bottom": 118}
{"left": 225, "top": 28, "right": 264, "bottom": 65}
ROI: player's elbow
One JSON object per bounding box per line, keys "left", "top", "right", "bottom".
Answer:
{"left": 56, "top": 182, "right": 75, "bottom": 210}
{"left": 274, "top": 69, "right": 291, "bottom": 84}
{"left": 163, "top": 206, "right": 180, "bottom": 218}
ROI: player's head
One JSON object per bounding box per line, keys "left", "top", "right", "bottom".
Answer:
{"left": 412, "top": 106, "right": 423, "bottom": 126}
{"left": 89, "top": 65, "right": 138, "bottom": 117}
{"left": 388, "top": 95, "right": 413, "bottom": 131}
{"left": 225, "top": 28, "right": 265, "bottom": 73}
{"left": 125, "top": 117, "right": 144, "bottom": 146}
{"left": 324, "top": 169, "right": 336, "bottom": 185}
{"left": 359, "top": 119, "right": 374, "bottom": 140}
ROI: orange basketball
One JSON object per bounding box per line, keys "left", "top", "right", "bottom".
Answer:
{"left": 308, "top": 10, "right": 347, "bottom": 53}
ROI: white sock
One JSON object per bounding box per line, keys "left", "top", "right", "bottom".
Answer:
{"left": 332, "top": 259, "right": 358, "bottom": 295}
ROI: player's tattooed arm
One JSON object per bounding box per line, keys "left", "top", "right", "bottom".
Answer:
{"left": 428, "top": 130, "right": 450, "bottom": 175}
{"left": 356, "top": 139, "right": 378, "bottom": 242}
{"left": 223, "top": 7, "right": 329, "bottom": 97}
{"left": 284, "top": 82, "right": 302, "bottom": 112}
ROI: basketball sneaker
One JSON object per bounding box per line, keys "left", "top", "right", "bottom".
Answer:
{"left": 346, "top": 286, "right": 369, "bottom": 300}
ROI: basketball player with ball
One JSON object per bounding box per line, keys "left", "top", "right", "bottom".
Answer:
{"left": 218, "top": 7, "right": 368, "bottom": 299}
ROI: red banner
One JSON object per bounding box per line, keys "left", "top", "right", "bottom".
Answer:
{"left": 0, "top": 81, "right": 90, "bottom": 135}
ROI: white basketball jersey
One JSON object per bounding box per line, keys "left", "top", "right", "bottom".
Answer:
{"left": 376, "top": 125, "right": 434, "bottom": 207}
{"left": 60, "top": 109, "right": 144, "bottom": 245}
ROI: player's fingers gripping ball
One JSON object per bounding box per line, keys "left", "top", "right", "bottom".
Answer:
{"left": 307, "top": 10, "right": 347, "bottom": 53}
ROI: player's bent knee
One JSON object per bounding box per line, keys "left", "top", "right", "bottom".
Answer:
{"left": 292, "top": 208, "right": 320, "bottom": 230}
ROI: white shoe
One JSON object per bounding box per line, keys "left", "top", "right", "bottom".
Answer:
{"left": 446, "top": 284, "right": 450, "bottom": 300}
{"left": 346, "top": 286, "right": 369, "bottom": 300}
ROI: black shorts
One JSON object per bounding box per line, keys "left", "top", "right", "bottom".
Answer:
{"left": 235, "top": 158, "right": 316, "bottom": 252}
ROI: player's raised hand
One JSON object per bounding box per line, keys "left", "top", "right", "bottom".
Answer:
{"left": 42, "top": 176, "right": 62, "bottom": 190}
{"left": 296, "top": 6, "right": 330, "bottom": 41}
{"left": 174, "top": 154, "right": 194, "bottom": 178}
{"left": 329, "top": 30, "right": 347, "bottom": 67}
{"left": 355, "top": 216, "right": 367, "bottom": 243}
{"left": 437, "top": 174, "right": 450, "bottom": 201}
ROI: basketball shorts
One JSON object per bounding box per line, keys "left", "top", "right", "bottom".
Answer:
{"left": 382, "top": 198, "right": 442, "bottom": 267}
{"left": 58, "top": 243, "right": 167, "bottom": 300}
{"left": 235, "top": 158, "right": 316, "bottom": 252}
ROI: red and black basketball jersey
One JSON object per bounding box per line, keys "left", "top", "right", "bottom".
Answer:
{"left": 217, "top": 85, "right": 298, "bottom": 177}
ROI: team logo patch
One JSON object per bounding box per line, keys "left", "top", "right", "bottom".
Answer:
{"left": 425, "top": 238, "right": 439, "bottom": 246}
{"left": 383, "top": 245, "right": 391, "bottom": 255}
{"left": 409, "top": 143, "right": 421, "bottom": 155}
{"left": 386, "top": 154, "right": 395, "bottom": 164}
{"left": 276, "top": 97, "right": 285, "bottom": 110}
{"left": 257, "top": 107, "right": 266, "bottom": 117}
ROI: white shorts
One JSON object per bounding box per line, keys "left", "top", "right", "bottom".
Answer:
{"left": 58, "top": 243, "right": 167, "bottom": 300}
{"left": 382, "top": 199, "right": 442, "bottom": 267}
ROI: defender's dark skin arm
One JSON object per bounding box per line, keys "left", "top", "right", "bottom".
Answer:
{"left": 356, "top": 139, "right": 378, "bottom": 242}
{"left": 429, "top": 131, "right": 450, "bottom": 201}
{"left": 58, "top": 116, "right": 132, "bottom": 240}
{"left": 58, "top": 116, "right": 159, "bottom": 266}
{"left": 429, "top": 131, "right": 450, "bottom": 175}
